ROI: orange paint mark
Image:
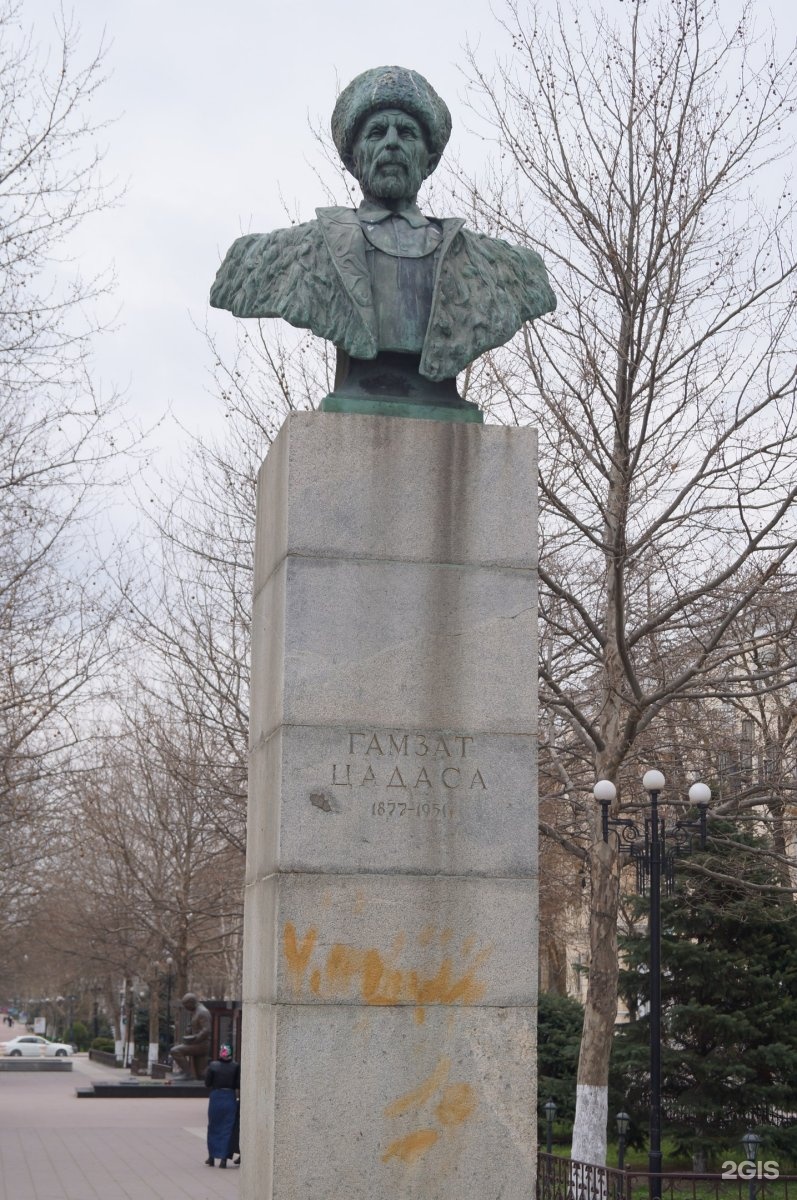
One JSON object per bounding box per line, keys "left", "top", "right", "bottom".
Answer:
{"left": 283, "top": 923, "right": 317, "bottom": 993}
{"left": 325, "top": 943, "right": 362, "bottom": 992}
{"left": 369, "top": 964, "right": 403, "bottom": 1005}
{"left": 461, "top": 935, "right": 476, "bottom": 957}
{"left": 382, "top": 1129, "right": 439, "bottom": 1164}
{"left": 418, "top": 925, "right": 436, "bottom": 947}
{"left": 384, "top": 1057, "right": 451, "bottom": 1119}
{"left": 413, "top": 1006, "right": 426, "bottom": 1025}
{"left": 435, "top": 1082, "right": 476, "bottom": 1127}
{"left": 439, "top": 927, "right": 454, "bottom": 945}
{"left": 361, "top": 948, "right": 386, "bottom": 1001}
{"left": 408, "top": 958, "right": 487, "bottom": 1006}
{"left": 284, "top": 925, "right": 491, "bottom": 1008}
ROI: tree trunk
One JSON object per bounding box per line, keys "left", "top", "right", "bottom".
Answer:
{"left": 571, "top": 837, "right": 620, "bottom": 1166}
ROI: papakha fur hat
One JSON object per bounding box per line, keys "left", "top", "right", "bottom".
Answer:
{"left": 331, "top": 66, "right": 452, "bottom": 172}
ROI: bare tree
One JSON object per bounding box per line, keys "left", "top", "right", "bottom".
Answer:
{"left": 0, "top": 2, "right": 131, "bottom": 938}
{"left": 46, "top": 693, "right": 244, "bottom": 1010}
{"left": 458, "top": 0, "right": 797, "bottom": 1163}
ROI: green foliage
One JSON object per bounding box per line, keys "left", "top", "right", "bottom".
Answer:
{"left": 69, "top": 1021, "right": 91, "bottom": 1051}
{"left": 537, "top": 990, "right": 584, "bottom": 1133}
{"left": 91, "top": 1036, "right": 116, "bottom": 1053}
{"left": 612, "top": 818, "right": 797, "bottom": 1167}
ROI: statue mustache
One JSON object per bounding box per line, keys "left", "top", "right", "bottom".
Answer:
{"left": 373, "top": 151, "right": 410, "bottom": 169}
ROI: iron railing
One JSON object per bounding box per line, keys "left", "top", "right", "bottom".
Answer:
{"left": 538, "top": 1154, "right": 797, "bottom": 1200}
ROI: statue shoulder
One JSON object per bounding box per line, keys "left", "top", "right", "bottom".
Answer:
{"left": 422, "top": 224, "right": 556, "bottom": 381}
{"left": 209, "top": 219, "right": 327, "bottom": 316}
{"left": 208, "top": 211, "right": 376, "bottom": 358}
{"left": 454, "top": 227, "right": 556, "bottom": 315}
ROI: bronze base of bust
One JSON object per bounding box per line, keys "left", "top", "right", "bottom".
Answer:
{"left": 321, "top": 353, "right": 482, "bottom": 423}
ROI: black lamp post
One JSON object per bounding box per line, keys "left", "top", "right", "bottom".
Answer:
{"left": 165, "top": 956, "right": 174, "bottom": 1055}
{"left": 616, "top": 1111, "right": 630, "bottom": 1172}
{"left": 543, "top": 1098, "right": 557, "bottom": 1154}
{"left": 742, "top": 1131, "right": 762, "bottom": 1200}
{"left": 594, "top": 772, "right": 710, "bottom": 1200}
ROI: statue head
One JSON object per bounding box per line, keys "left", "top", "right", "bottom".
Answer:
{"left": 331, "top": 66, "right": 451, "bottom": 205}
{"left": 181, "top": 993, "right": 198, "bottom": 1011}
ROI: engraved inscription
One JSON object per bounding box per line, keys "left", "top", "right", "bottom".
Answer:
{"left": 371, "top": 801, "right": 452, "bottom": 819}
{"left": 330, "top": 730, "right": 488, "bottom": 817}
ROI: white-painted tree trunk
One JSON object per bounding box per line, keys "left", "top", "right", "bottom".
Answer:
{"left": 571, "top": 1084, "right": 609, "bottom": 1166}
{"left": 570, "top": 838, "right": 620, "bottom": 1166}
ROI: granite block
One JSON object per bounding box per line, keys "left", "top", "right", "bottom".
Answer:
{"left": 253, "top": 414, "right": 537, "bottom": 591}
{"left": 250, "top": 557, "right": 536, "bottom": 741}
{"left": 249, "top": 558, "right": 286, "bottom": 745}
{"left": 242, "top": 872, "right": 538, "bottom": 1006}
{"left": 265, "top": 1004, "right": 537, "bottom": 1200}
{"left": 245, "top": 725, "right": 537, "bottom": 882}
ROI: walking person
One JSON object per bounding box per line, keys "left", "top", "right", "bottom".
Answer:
{"left": 204, "top": 1044, "right": 240, "bottom": 1168}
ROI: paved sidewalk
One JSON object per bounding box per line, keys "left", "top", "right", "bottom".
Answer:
{"left": 0, "top": 1051, "right": 240, "bottom": 1199}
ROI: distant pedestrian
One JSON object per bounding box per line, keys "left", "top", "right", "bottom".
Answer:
{"left": 204, "top": 1044, "right": 240, "bottom": 1168}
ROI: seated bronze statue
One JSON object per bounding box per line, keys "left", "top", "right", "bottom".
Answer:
{"left": 170, "top": 993, "right": 211, "bottom": 1081}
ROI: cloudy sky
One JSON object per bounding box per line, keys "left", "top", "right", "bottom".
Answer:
{"left": 26, "top": 0, "right": 511, "bottom": 463}
{"left": 24, "top": 0, "right": 797, "bottom": 471}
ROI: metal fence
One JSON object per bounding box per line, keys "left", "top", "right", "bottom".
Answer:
{"left": 537, "top": 1154, "right": 797, "bottom": 1200}
{"left": 538, "top": 1152, "right": 629, "bottom": 1200}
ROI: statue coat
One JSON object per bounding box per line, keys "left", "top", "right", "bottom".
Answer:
{"left": 210, "top": 207, "right": 556, "bottom": 382}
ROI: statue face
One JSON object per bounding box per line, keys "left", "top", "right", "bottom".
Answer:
{"left": 351, "top": 108, "right": 435, "bottom": 203}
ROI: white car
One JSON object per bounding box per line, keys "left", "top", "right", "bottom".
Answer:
{"left": 2, "top": 1035, "right": 74, "bottom": 1057}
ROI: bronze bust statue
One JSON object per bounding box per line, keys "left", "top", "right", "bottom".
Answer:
{"left": 210, "top": 65, "right": 555, "bottom": 420}
{"left": 170, "top": 993, "right": 211, "bottom": 1081}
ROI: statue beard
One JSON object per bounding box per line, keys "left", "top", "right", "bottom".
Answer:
{"left": 354, "top": 150, "right": 427, "bottom": 203}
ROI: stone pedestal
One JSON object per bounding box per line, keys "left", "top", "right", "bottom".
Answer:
{"left": 242, "top": 412, "right": 538, "bottom": 1200}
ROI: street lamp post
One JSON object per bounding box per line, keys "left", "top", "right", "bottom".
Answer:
{"left": 543, "top": 1098, "right": 557, "bottom": 1154}
{"left": 643, "top": 769, "right": 665, "bottom": 1199}
{"left": 165, "top": 956, "right": 174, "bottom": 1058}
{"left": 742, "top": 1131, "right": 762, "bottom": 1200}
{"left": 616, "top": 1110, "right": 630, "bottom": 1172}
{"left": 594, "top": 772, "right": 710, "bottom": 1200}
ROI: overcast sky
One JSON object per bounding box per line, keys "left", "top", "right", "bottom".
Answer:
{"left": 24, "top": 0, "right": 797, "bottom": 473}
{"left": 26, "top": 0, "right": 512, "bottom": 466}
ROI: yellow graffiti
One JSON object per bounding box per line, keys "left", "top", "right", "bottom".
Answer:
{"left": 435, "top": 1082, "right": 476, "bottom": 1127}
{"left": 406, "top": 952, "right": 489, "bottom": 1006}
{"left": 384, "top": 1058, "right": 451, "bottom": 1119}
{"left": 282, "top": 922, "right": 317, "bottom": 994}
{"left": 281, "top": 922, "right": 490, "bottom": 1006}
{"left": 381, "top": 1056, "right": 477, "bottom": 1167}
{"left": 382, "top": 1130, "right": 440, "bottom": 1163}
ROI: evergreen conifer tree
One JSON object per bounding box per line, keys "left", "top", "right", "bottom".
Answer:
{"left": 612, "top": 819, "right": 797, "bottom": 1168}
{"left": 538, "top": 991, "right": 584, "bottom": 1131}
